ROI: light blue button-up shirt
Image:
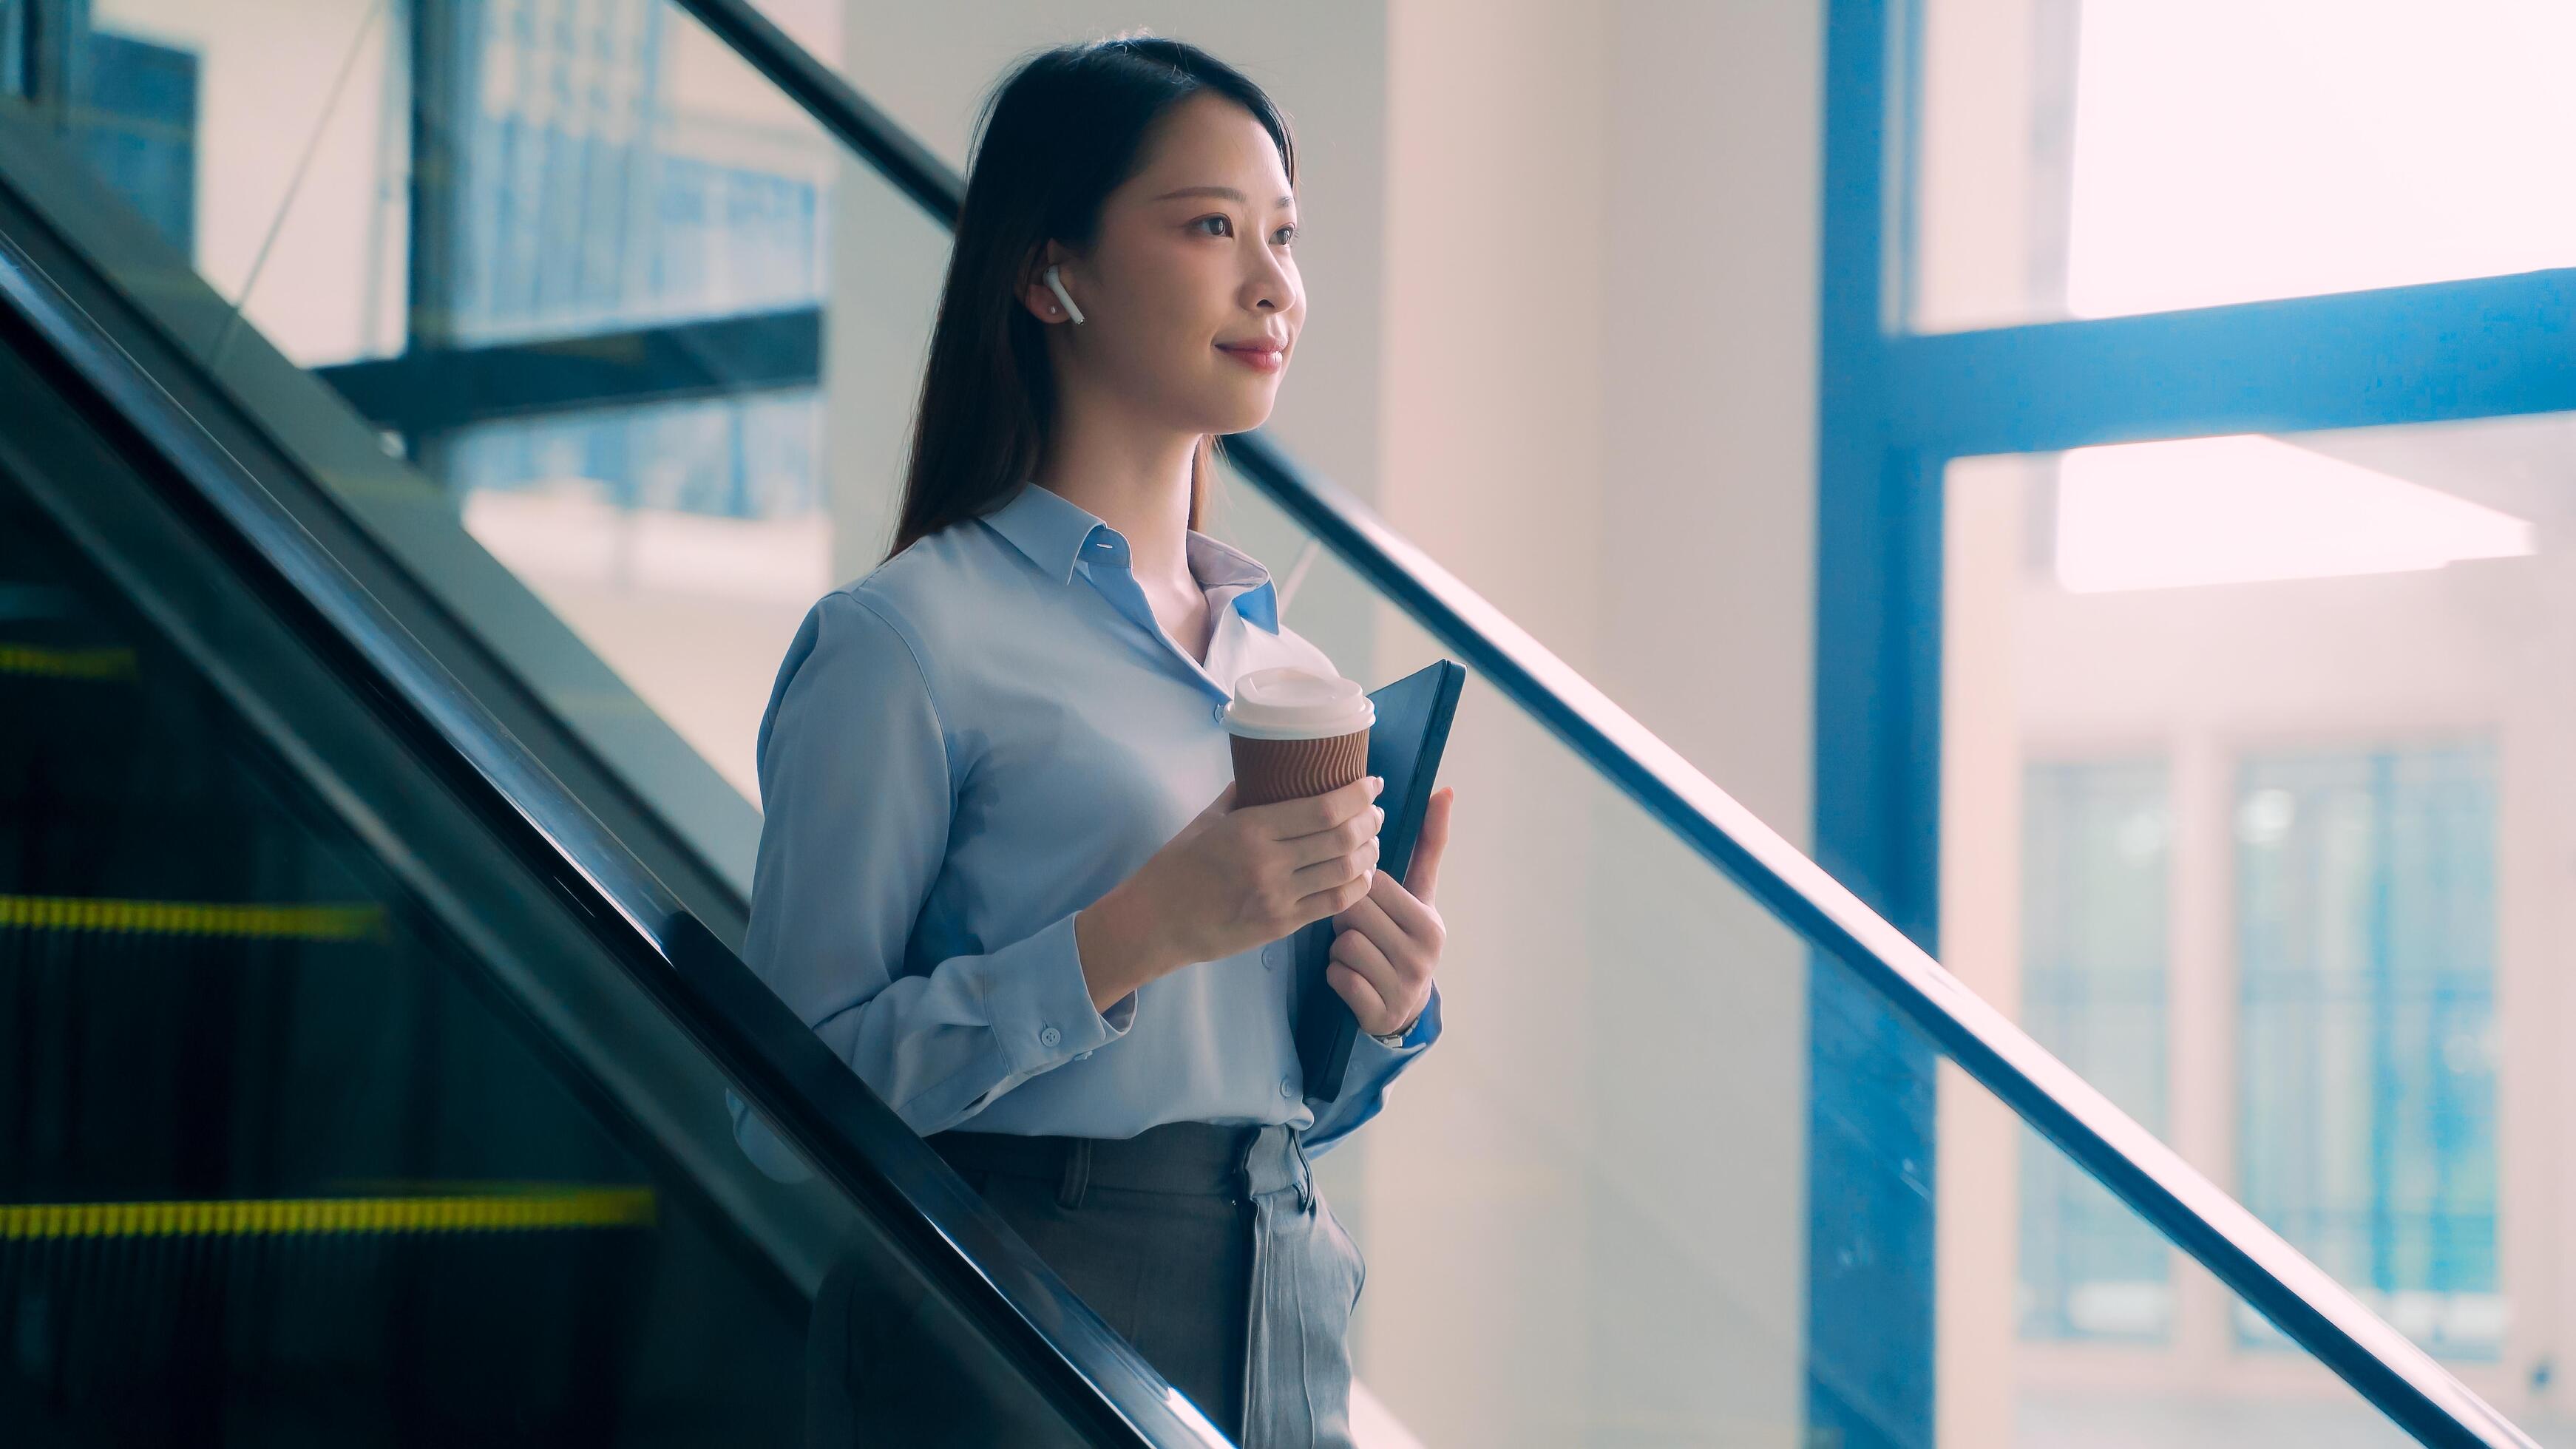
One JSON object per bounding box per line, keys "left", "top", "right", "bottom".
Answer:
{"left": 729, "top": 479, "right": 1440, "bottom": 1177}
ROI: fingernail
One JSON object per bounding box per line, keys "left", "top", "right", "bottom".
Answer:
{"left": 1364, "top": 868, "right": 1375, "bottom": 886}
{"left": 1368, "top": 776, "right": 1383, "bottom": 795}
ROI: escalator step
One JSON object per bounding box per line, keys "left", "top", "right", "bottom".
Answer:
{"left": 0, "top": 642, "right": 138, "bottom": 682}
{"left": 0, "top": 894, "right": 387, "bottom": 941}
{"left": 0, "top": 1187, "right": 657, "bottom": 1240}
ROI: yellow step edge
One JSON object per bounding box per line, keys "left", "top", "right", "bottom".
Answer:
{"left": 0, "top": 1187, "right": 657, "bottom": 1241}
{"left": 0, "top": 642, "right": 138, "bottom": 682}
{"left": 0, "top": 895, "right": 388, "bottom": 942}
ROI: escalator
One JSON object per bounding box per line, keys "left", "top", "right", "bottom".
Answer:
{"left": 0, "top": 127, "right": 1217, "bottom": 1448}
{"left": 0, "top": 466, "right": 790, "bottom": 1442}
{"left": 0, "top": 1, "right": 2547, "bottom": 1446}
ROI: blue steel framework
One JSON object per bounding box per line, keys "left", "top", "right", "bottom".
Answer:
{"left": 1811, "top": 0, "right": 2575, "bottom": 1443}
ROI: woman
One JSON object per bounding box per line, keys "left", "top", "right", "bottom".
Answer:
{"left": 736, "top": 35, "right": 1456, "bottom": 1448}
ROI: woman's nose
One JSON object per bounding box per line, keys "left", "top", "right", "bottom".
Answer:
{"left": 1244, "top": 248, "right": 1297, "bottom": 313}
{"left": 1246, "top": 266, "right": 1296, "bottom": 314}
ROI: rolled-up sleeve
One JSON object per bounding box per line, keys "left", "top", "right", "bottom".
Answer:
{"left": 729, "top": 590, "right": 1136, "bottom": 1169}
{"left": 1301, "top": 980, "right": 1443, "bottom": 1158}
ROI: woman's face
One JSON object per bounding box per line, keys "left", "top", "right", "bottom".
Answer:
{"left": 1032, "top": 92, "right": 1304, "bottom": 436}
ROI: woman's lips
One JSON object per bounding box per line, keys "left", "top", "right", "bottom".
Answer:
{"left": 1216, "top": 341, "right": 1287, "bottom": 374}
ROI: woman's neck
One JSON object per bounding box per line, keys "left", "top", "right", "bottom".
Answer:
{"left": 1033, "top": 390, "right": 1199, "bottom": 596}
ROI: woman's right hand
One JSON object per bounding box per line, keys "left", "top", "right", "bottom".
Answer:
{"left": 1075, "top": 775, "right": 1385, "bottom": 1008}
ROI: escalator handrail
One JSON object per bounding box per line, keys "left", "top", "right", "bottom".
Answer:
{"left": 667, "top": 3, "right": 2537, "bottom": 1443}
{"left": 0, "top": 231, "right": 1225, "bottom": 1449}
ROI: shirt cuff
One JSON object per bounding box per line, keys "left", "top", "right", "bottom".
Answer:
{"left": 1360, "top": 982, "right": 1443, "bottom": 1054}
{"left": 972, "top": 909, "right": 1136, "bottom": 1074}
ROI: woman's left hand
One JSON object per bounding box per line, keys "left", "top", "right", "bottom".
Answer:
{"left": 1325, "top": 784, "right": 1454, "bottom": 1037}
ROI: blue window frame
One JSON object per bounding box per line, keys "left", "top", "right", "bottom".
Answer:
{"left": 1812, "top": 1, "right": 2571, "bottom": 1441}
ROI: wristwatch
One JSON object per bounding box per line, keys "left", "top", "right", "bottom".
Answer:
{"left": 1369, "top": 1019, "right": 1414, "bottom": 1048}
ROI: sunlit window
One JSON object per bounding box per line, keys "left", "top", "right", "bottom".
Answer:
{"left": 2067, "top": 0, "right": 2576, "bottom": 319}
{"left": 1915, "top": 0, "right": 2576, "bottom": 330}
{"left": 2053, "top": 435, "right": 2535, "bottom": 593}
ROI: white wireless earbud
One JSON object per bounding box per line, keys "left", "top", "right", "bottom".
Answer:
{"left": 1043, "top": 264, "right": 1086, "bottom": 325}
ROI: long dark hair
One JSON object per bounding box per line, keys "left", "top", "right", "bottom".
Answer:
{"left": 883, "top": 35, "right": 1297, "bottom": 563}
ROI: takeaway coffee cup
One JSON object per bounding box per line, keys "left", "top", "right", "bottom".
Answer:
{"left": 1222, "top": 666, "right": 1375, "bottom": 808}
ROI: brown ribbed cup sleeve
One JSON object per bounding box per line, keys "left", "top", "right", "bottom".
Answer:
{"left": 1228, "top": 728, "right": 1371, "bottom": 808}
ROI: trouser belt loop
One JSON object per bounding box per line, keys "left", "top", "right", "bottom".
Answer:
{"left": 1056, "top": 1136, "right": 1093, "bottom": 1210}
{"left": 1289, "top": 1127, "right": 1314, "bottom": 1211}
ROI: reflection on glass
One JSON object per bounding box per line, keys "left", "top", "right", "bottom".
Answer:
{"left": 454, "top": 0, "right": 830, "bottom": 342}
{"left": 2019, "top": 759, "right": 2171, "bottom": 1343}
{"left": 81, "top": 0, "right": 409, "bottom": 364}
{"left": 453, "top": 390, "right": 830, "bottom": 797}
{"left": 70, "top": 26, "right": 198, "bottom": 254}
{"left": 1914, "top": 0, "right": 2576, "bottom": 330}
{"left": 10, "top": 0, "right": 866, "bottom": 815}
{"left": 1943, "top": 413, "right": 2569, "bottom": 1442}
{"left": 0, "top": 1, "right": 21, "bottom": 100}
{"left": 2236, "top": 744, "right": 2501, "bottom": 1360}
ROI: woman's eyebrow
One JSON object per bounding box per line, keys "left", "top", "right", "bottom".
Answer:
{"left": 1150, "top": 184, "right": 1295, "bottom": 208}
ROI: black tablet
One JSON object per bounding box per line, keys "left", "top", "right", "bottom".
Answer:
{"left": 1292, "top": 659, "right": 1465, "bottom": 1102}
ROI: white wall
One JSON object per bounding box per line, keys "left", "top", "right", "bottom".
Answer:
{"left": 1369, "top": 4, "right": 1820, "bottom": 1445}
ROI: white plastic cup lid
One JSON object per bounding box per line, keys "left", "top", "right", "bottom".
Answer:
{"left": 1222, "top": 666, "right": 1374, "bottom": 739}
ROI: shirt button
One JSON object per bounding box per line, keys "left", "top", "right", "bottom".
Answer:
{"left": 1039, "top": 1025, "right": 1061, "bottom": 1048}
{"left": 1263, "top": 941, "right": 1284, "bottom": 969}
{"left": 1280, "top": 1076, "right": 1298, "bottom": 1100}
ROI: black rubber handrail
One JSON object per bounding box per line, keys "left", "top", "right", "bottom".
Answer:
{"left": 0, "top": 228, "right": 1224, "bottom": 1448}
{"left": 665, "top": 2, "right": 2538, "bottom": 1443}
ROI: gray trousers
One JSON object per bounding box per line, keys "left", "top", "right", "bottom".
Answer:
{"left": 812, "top": 1121, "right": 1364, "bottom": 1448}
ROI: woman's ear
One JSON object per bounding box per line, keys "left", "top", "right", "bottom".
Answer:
{"left": 1021, "top": 243, "right": 1081, "bottom": 325}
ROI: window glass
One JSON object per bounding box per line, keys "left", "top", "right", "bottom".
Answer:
{"left": 451, "top": 390, "right": 829, "bottom": 796}
{"left": 1941, "top": 410, "right": 2563, "bottom": 1440}
{"left": 2019, "top": 759, "right": 2171, "bottom": 1343}
{"left": 1913, "top": 0, "right": 2576, "bottom": 331}
{"left": 2236, "top": 744, "right": 2501, "bottom": 1359}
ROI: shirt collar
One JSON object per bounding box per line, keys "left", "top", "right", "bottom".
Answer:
{"left": 978, "top": 481, "right": 1281, "bottom": 634}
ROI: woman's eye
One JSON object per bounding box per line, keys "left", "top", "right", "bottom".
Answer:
{"left": 1186, "top": 214, "right": 1292, "bottom": 245}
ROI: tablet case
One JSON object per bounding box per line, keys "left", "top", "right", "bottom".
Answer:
{"left": 1291, "top": 659, "right": 1465, "bottom": 1102}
